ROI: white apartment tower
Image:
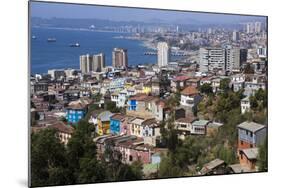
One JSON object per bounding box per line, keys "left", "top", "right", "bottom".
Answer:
{"left": 199, "top": 48, "right": 225, "bottom": 73}
{"left": 232, "top": 30, "right": 239, "bottom": 41}
{"left": 200, "top": 47, "right": 247, "bottom": 73}
{"left": 157, "top": 42, "right": 170, "bottom": 68}
{"left": 80, "top": 53, "right": 105, "bottom": 74}
{"left": 254, "top": 22, "right": 262, "bottom": 33}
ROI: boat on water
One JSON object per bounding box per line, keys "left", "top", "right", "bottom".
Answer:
{"left": 32, "top": 35, "right": 36, "bottom": 39}
{"left": 47, "top": 38, "right": 56, "bottom": 42}
{"left": 69, "top": 43, "right": 80, "bottom": 47}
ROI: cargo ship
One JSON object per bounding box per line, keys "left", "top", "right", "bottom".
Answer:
{"left": 47, "top": 38, "right": 56, "bottom": 42}
{"left": 69, "top": 43, "right": 80, "bottom": 47}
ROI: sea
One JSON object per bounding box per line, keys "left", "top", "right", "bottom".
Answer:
{"left": 30, "top": 27, "right": 157, "bottom": 74}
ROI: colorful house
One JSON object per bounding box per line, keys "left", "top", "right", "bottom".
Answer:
{"left": 237, "top": 121, "right": 267, "bottom": 151}
{"left": 238, "top": 147, "right": 259, "bottom": 171}
{"left": 97, "top": 111, "right": 113, "bottom": 135}
{"left": 110, "top": 113, "right": 126, "bottom": 135}
{"left": 142, "top": 85, "right": 152, "bottom": 95}
{"left": 126, "top": 94, "right": 156, "bottom": 119}
{"left": 66, "top": 101, "right": 88, "bottom": 124}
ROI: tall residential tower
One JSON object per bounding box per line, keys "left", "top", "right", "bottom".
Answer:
{"left": 80, "top": 53, "right": 105, "bottom": 74}
{"left": 112, "top": 48, "right": 128, "bottom": 69}
{"left": 157, "top": 42, "right": 170, "bottom": 68}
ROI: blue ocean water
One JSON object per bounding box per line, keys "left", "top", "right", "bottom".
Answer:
{"left": 30, "top": 27, "right": 156, "bottom": 74}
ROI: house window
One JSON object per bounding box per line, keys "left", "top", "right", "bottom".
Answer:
{"left": 145, "top": 130, "right": 149, "bottom": 136}
{"left": 250, "top": 132, "right": 253, "bottom": 137}
{"left": 240, "top": 140, "right": 243, "bottom": 145}
{"left": 129, "top": 155, "right": 133, "bottom": 161}
{"left": 250, "top": 144, "right": 253, "bottom": 148}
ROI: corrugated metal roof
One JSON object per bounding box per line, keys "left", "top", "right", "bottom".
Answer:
{"left": 237, "top": 121, "right": 266, "bottom": 132}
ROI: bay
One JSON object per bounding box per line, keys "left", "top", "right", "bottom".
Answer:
{"left": 30, "top": 27, "right": 156, "bottom": 74}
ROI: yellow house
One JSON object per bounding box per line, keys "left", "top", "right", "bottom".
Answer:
{"left": 97, "top": 111, "right": 113, "bottom": 135}
{"left": 142, "top": 86, "right": 152, "bottom": 95}
{"left": 125, "top": 82, "right": 133, "bottom": 89}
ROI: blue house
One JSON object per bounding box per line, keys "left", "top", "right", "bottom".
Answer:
{"left": 127, "top": 99, "right": 137, "bottom": 111}
{"left": 66, "top": 99, "right": 90, "bottom": 125}
{"left": 110, "top": 114, "right": 126, "bottom": 135}
{"left": 237, "top": 121, "right": 266, "bottom": 150}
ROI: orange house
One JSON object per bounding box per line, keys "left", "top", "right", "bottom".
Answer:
{"left": 238, "top": 147, "right": 258, "bottom": 171}
{"left": 97, "top": 111, "right": 113, "bottom": 135}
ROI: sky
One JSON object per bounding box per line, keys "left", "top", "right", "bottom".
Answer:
{"left": 30, "top": 1, "right": 266, "bottom": 24}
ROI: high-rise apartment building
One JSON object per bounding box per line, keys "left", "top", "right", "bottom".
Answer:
{"left": 254, "top": 22, "right": 262, "bottom": 33}
{"left": 257, "top": 46, "right": 267, "bottom": 58}
{"left": 225, "top": 48, "right": 248, "bottom": 72}
{"left": 246, "top": 22, "right": 255, "bottom": 34}
{"left": 199, "top": 48, "right": 225, "bottom": 72}
{"left": 80, "top": 53, "right": 105, "bottom": 74}
{"left": 246, "top": 22, "right": 262, "bottom": 34}
{"left": 112, "top": 48, "right": 128, "bottom": 69}
{"left": 157, "top": 42, "right": 170, "bottom": 68}
{"left": 232, "top": 30, "right": 239, "bottom": 41}
{"left": 199, "top": 47, "right": 247, "bottom": 73}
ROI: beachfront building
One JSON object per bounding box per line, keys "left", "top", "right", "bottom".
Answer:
{"left": 112, "top": 48, "right": 128, "bottom": 69}
{"left": 80, "top": 53, "right": 105, "bottom": 74}
{"left": 157, "top": 42, "right": 170, "bottom": 68}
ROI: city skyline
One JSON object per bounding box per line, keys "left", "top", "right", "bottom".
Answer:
{"left": 30, "top": 1, "right": 266, "bottom": 25}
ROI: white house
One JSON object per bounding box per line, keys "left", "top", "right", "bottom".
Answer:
{"left": 241, "top": 96, "right": 251, "bottom": 114}
{"left": 111, "top": 92, "right": 119, "bottom": 103}
{"left": 117, "top": 90, "right": 127, "bottom": 108}
{"left": 191, "top": 120, "right": 209, "bottom": 135}
{"left": 180, "top": 86, "right": 201, "bottom": 108}
{"left": 231, "top": 74, "right": 245, "bottom": 92}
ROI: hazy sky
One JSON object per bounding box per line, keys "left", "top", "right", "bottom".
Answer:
{"left": 30, "top": 1, "right": 266, "bottom": 24}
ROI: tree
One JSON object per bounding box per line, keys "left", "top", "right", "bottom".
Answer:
{"left": 216, "top": 145, "right": 237, "bottom": 165}
{"left": 159, "top": 155, "right": 183, "bottom": 178}
{"left": 219, "top": 78, "right": 230, "bottom": 92}
{"left": 67, "top": 120, "right": 97, "bottom": 183}
{"left": 250, "top": 95, "right": 258, "bottom": 110}
{"left": 130, "top": 160, "right": 144, "bottom": 179}
{"left": 200, "top": 83, "right": 213, "bottom": 95}
{"left": 105, "top": 101, "right": 120, "bottom": 113}
{"left": 244, "top": 64, "right": 255, "bottom": 74}
{"left": 77, "top": 157, "right": 106, "bottom": 183}
{"left": 31, "top": 128, "right": 72, "bottom": 187}
{"left": 101, "top": 146, "right": 143, "bottom": 181}
{"left": 257, "top": 137, "right": 268, "bottom": 171}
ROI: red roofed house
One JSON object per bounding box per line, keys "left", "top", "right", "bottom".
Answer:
{"left": 126, "top": 93, "right": 157, "bottom": 119}
{"left": 49, "top": 121, "right": 74, "bottom": 145}
{"left": 171, "top": 75, "right": 190, "bottom": 92}
{"left": 180, "top": 86, "right": 202, "bottom": 108}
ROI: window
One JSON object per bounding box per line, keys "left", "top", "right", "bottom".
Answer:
{"left": 181, "top": 124, "right": 187, "bottom": 128}
{"left": 129, "top": 155, "right": 133, "bottom": 161}
{"left": 240, "top": 140, "right": 243, "bottom": 145}
{"left": 145, "top": 130, "right": 149, "bottom": 136}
